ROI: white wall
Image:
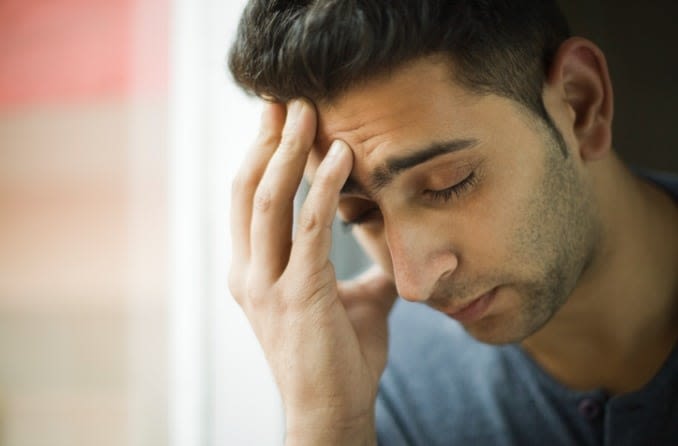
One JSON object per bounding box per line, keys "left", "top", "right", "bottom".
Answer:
{"left": 169, "top": 0, "right": 284, "bottom": 445}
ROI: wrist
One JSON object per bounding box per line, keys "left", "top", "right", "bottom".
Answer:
{"left": 285, "top": 411, "right": 376, "bottom": 446}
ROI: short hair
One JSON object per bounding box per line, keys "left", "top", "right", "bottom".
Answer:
{"left": 228, "top": 0, "right": 570, "bottom": 125}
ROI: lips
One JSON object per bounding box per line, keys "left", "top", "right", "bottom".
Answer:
{"left": 437, "top": 287, "right": 498, "bottom": 324}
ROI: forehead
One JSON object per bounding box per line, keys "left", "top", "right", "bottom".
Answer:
{"left": 314, "top": 57, "right": 482, "bottom": 162}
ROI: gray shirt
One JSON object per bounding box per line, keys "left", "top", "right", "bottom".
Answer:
{"left": 376, "top": 171, "right": 678, "bottom": 446}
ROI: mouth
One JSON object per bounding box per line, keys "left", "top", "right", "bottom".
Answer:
{"left": 438, "top": 287, "right": 498, "bottom": 324}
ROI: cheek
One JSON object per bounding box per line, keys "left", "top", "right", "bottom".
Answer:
{"left": 456, "top": 165, "right": 539, "bottom": 271}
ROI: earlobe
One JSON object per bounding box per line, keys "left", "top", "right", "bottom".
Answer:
{"left": 547, "top": 37, "right": 614, "bottom": 161}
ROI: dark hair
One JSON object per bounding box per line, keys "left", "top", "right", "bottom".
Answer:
{"left": 228, "top": 0, "right": 570, "bottom": 125}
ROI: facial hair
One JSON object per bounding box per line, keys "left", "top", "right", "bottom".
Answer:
{"left": 430, "top": 122, "right": 602, "bottom": 345}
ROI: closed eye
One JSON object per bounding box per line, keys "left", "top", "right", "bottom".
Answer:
{"left": 423, "top": 171, "right": 478, "bottom": 203}
{"left": 340, "top": 206, "right": 381, "bottom": 230}
{"left": 341, "top": 171, "right": 479, "bottom": 228}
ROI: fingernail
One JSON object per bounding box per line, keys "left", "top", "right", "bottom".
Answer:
{"left": 327, "top": 140, "right": 346, "bottom": 161}
{"left": 287, "top": 99, "right": 305, "bottom": 125}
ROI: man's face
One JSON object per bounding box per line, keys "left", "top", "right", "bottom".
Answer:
{"left": 308, "top": 57, "right": 601, "bottom": 344}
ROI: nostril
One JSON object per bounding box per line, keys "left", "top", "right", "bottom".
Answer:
{"left": 392, "top": 255, "right": 459, "bottom": 303}
{"left": 439, "top": 269, "right": 454, "bottom": 282}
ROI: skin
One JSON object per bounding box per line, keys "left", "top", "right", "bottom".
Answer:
{"left": 229, "top": 38, "right": 678, "bottom": 445}
{"left": 312, "top": 57, "right": 598, "bottom": 347}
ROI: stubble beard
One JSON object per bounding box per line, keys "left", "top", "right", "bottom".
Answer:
{"left": 465, "top": 124, "right": 601, "bottom": 345}
{"left": 502, "top": 128, "right": 600, "bottom": 344}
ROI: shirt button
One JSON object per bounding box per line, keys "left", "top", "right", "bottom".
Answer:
{"left": 578, "top": 398, "right": 602, "bottom": 420}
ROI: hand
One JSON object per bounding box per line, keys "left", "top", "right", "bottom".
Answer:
{"left": 229, "top": 99, "right": 397, "bottom": 445}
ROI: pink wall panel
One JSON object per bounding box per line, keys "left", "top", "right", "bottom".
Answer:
{"left": 0, "top": 0, "right": 167, "bottom": 107}
{"left": 0, "top": 1, "right": 170, "bottom": 444}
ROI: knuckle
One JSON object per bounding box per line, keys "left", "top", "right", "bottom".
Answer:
{"left": 279, "top": 123, "right": 299, "bottom": 144}
{"left": 231, "top": 169, "right": 258, "bottom": 196}
{"left": 253, "top": 187, "right": 274, "bottom": 212}
{"left": 277, "top": 128, "right": 311, "bottom": 159}
{"left": 228, "top": 270, "right": 244, "bottom": 304}
{"left": 243, "top": 277, "right": 269, "bottom": 308}
{"left": 297, "top": 208, "right": 319, "bottom": 232}
{"left": 275, "top": 137, "right": 301, "bottom": 161}
{"left": 255, "top": 127, "right": 280, "bottom": 148}
{"left": 294, "top": 177, "right": 337, "bottom": 234}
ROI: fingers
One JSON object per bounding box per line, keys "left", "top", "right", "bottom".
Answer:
{"left": 230, "top": 102, "right": 285, "bottom": 289}
{"left": 288, "top": 140, "right": 353, "bottom": 276}
{"left": 249, "top": 99, "right": 318, "bottom": 280}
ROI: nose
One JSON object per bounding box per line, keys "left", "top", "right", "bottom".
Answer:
{"left": 385, "top": 220, "right": 458, "bottom": 302}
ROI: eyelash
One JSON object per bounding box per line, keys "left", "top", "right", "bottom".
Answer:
{"left": 341, "top": 171, "right": 478, "bottom": 229}
{"left": 341, "top": 207, "right": 381, "bottom": 230}
{"left": 423, "top": 171, "right": 478, "bottom": 202}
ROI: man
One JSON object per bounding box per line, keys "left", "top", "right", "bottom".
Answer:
{"left": 227, "top": 1, "right": 678, "bottom": 444}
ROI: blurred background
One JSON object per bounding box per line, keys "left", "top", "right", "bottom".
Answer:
{"left": 0, "top": 1, "right": 676, "bottom": 446}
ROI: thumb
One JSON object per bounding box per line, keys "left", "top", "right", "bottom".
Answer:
{"left": 338, "top": 265, "right": 398, "bottom": 378}
{"left": 338, "top": 264, "right": 398, "bottom": 310}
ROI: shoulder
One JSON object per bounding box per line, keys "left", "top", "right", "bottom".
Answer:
{"left": 634, "top": 167, "right": 678, "bottom": 201}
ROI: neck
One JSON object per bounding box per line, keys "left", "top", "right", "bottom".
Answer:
{"left": 521, "top": 154, "right": 678, "bottom": 395}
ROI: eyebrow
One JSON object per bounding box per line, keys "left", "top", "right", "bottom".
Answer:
{"left": 340, "top": 138, "right": 479, "bottom": 197}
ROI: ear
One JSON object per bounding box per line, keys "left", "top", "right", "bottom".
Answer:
{"left": 546, "top": 37, "right": 614, "bottom": 161}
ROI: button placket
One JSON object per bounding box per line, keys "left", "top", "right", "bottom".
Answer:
{"left": 578, "top": 398, "right": 603, "bottom": 420}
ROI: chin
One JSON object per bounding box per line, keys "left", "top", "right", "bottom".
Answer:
{"left": 463, "top": 313, "right": 532, "bottom": 345}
